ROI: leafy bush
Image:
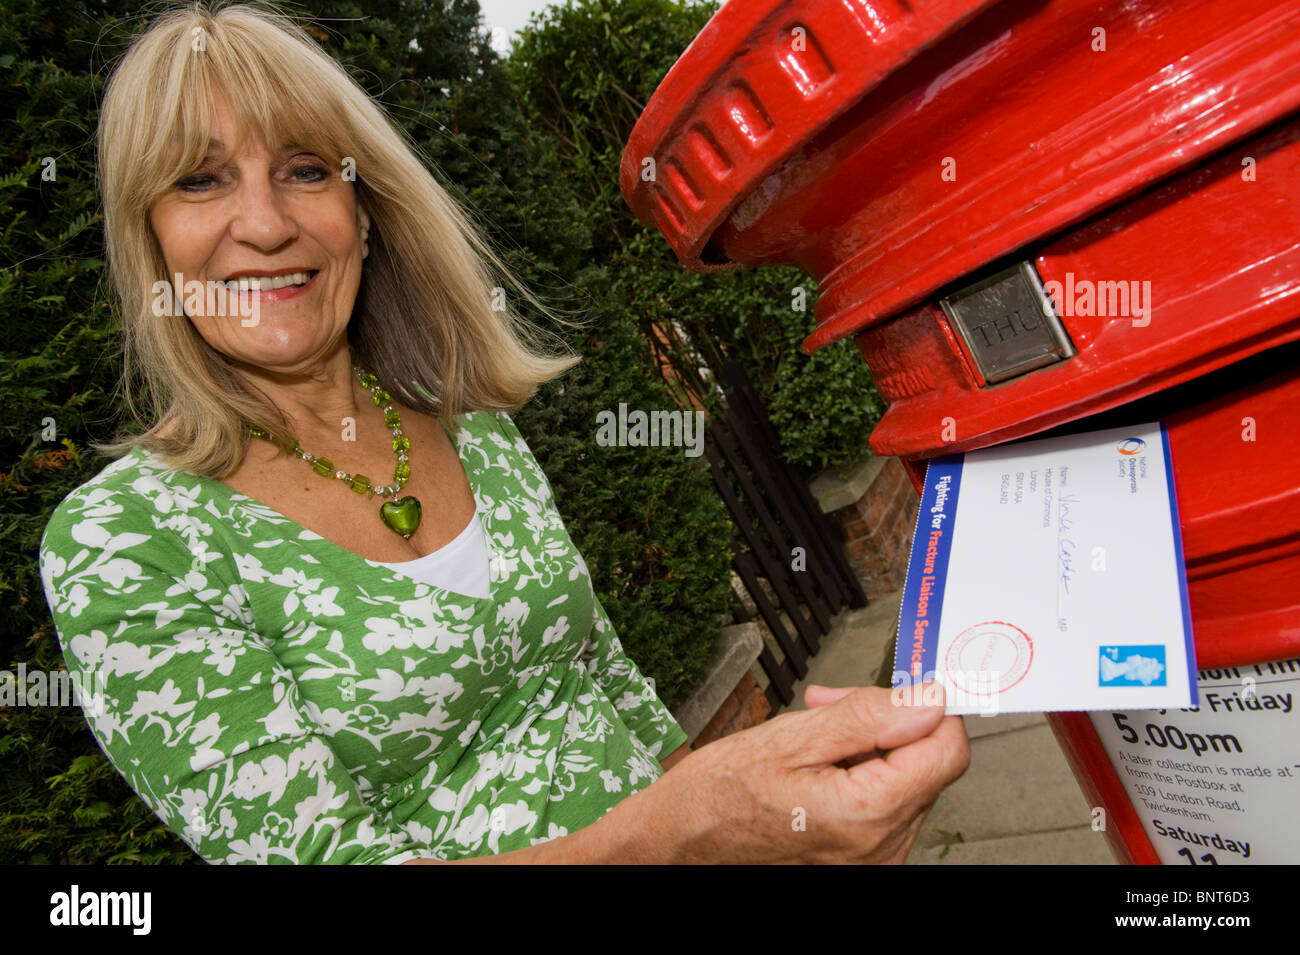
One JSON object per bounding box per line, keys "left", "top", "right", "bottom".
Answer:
{"left": 0, "top": 0, "right": 187, "bottom": 867}
{"left": 508, "top": 0, "right": 884, "bottom": 476}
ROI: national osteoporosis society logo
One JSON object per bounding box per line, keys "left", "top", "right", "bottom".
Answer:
{"left": 1117, "top": 437, "right": 1146, "bottom": 456}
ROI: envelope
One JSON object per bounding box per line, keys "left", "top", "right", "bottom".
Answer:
{"left": 891, "top": 422, "right": 1198, "bottom": 715}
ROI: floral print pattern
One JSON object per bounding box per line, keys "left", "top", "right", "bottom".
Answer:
{"left": 38, "top": 410, "right": 687, "bottom": 863}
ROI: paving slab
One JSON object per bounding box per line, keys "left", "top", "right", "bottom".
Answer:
{"left": 911, "top": 722, "right": 1100, "bottom": 849}
{"left": 963, "top": 711, "right": 1048, "bottom": 739}
{"left": 908, "top": 827, "right": 1118, "bottom": 864}
{"left": 779, "top": 590, "right": 902, "bottom": 713}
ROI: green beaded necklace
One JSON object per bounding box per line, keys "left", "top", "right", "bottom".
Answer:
{"left": 247, "top": 365, "right": 422, "bottom": 539}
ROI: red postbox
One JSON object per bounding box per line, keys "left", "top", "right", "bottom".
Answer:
{"left": 621, "top": 0, "right": 1300, "bottom": 863}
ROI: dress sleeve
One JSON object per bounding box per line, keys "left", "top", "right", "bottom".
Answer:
{"left": 493, "top": 411, "right": 690, "bottom": 760}
{"left": 38, "top": 490, "right": 436, "bottom": 865}
{"left": 583, "top": 590, "right": 690, "bottom": 760}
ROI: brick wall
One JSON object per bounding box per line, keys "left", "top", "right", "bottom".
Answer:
{"left": 833, "top": 456, "right": 920, "bottom": 597}
{"left": 690, "top": 671, "right": 771, "bottom": 747}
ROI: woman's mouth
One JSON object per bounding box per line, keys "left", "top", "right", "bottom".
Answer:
{"left": 218, "top": 270, "right": 319, "bottom": 302}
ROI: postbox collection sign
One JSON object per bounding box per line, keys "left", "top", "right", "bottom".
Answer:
{"left": 1089, "top": 659, "right": 1300, "bottom": 864}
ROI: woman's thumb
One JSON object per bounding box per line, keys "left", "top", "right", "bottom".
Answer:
{"left": 791, "top": 683, "right": 949, "bottom": 769}
{"left": 804, "top": 684, "right": 856, "bottom": 708}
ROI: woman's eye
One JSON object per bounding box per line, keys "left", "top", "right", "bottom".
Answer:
{"left": 172, "top": 162, "right": 329, "bottom": 191}
{"left": 175, "top": 173, "right": 217, "bottom": 192}
{"left": 291, "top": 163, "right": 329, "bottom": 182}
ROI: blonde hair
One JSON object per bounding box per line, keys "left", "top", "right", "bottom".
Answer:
{"left": 91, "top": 0, "right": 581, "bottom": 477}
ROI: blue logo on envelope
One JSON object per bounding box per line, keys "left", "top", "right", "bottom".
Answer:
{"left": 1099, "top": 645, "right": 1167, "bottom": 686}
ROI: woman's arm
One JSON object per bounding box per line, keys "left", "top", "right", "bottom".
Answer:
{"left": 578, "top": 589, "right": 691, "bottom": 757}
{"left": 400, "top": 743, "right": 693, "bottom": 864}
{"left": 492, "top": 411, "right": 691, "bottom": 760}
{"left": 406, "top": 684, "right": 971, "bottom": 865}
{"left": 40, "top": 494, "right": 442, "bottom": 865}
{"left": 403, "top": 778, "right": 671, "bottom": 863}
{"left": 659, "top": 741, "right": 692, "bottom": 772}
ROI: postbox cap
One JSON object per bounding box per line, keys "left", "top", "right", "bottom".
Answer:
{"left": 620, "top": 0, "right": 994, "bottom": 272}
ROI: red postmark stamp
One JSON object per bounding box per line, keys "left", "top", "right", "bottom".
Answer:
{"left": 944, "top": 621, "right": 1033, "bottom": 696}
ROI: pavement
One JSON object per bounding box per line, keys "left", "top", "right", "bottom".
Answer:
{"left": 775, "top": 590, "right": 1116, "bottom": 864}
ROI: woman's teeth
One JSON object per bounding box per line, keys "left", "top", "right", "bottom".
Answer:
{"left": 222, "top": 271, "right": 313, "bottom": 292}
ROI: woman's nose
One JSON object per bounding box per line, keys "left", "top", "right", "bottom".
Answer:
{"left": 227, "top": 176, "right": 298, "bottom": 250}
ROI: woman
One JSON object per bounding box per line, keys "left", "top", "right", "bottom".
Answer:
{"left": 38, "top": 2, "right": 969, "bottom": 864}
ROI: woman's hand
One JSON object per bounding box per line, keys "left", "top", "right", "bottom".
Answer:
{"left": 616, "top": 682, "right": 969, "bottom": 864}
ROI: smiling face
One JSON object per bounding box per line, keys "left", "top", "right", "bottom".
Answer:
{"left": 149, "top": 90, "right": 370, "bottom": 379}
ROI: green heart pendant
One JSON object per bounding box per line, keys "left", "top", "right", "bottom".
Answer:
{"left": 379, "top": 496, "right": 422, "bottom": 538}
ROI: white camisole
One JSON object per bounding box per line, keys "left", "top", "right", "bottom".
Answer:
{"left": 372, "top": 505, "right": 492, "bottom": 598}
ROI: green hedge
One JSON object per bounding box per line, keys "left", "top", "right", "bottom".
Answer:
{"left": 508, "top": 0, "right": 885, "bottom": 477}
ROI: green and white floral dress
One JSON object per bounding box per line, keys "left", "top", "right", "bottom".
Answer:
{"left": 38, "top": 410, "right": 687, "bottom": 863}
